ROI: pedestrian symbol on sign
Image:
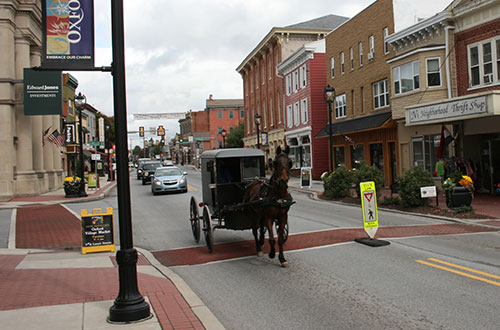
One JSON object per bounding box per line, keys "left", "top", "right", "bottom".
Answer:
{"left": 360, "top": 181, "right": 379, "bottom": 238}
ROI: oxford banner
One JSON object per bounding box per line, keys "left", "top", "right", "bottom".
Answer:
{"left": 42, "top": 0, "right": 95, "bottom": 69}
{"left": 23, "top": 69, "right": 63, "bottom": 115}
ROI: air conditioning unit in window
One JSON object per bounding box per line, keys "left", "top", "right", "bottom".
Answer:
{"left": 483, "top": 73, "right": 493, "bottom": 84}
{"left": 367, "top": 51, "right": 374, "bottom": 61}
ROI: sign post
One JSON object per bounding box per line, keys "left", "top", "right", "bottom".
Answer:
{"left": 356, "top": 181, "right": 390, "bottom": 247}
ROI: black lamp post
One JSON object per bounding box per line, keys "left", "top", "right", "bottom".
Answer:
{"left": 221, "top": 128, "right": 227, "bottom": 149}
{"left": 323, "top": 85, "right": 336, "bottom": 172}
{"left": 255, "top": 114, "right": 261, "bottom": 149}
{"left": 74, "top": 92, "right": 88, "bottom": 197}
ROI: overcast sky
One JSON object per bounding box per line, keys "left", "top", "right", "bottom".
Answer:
{"left": 70, "top": 0, "right": 451, "bottom": 147}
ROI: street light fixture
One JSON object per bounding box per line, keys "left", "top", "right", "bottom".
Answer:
{"left": 220, "top": 128, "right": 227, "bottom": 149}
{"left": 323, "top": 84, "right": 336, "bottom": 172}
{"left": 255, "top": 114, "right": 261, "bottom": 149}
{"left": 74, "top": 92, "right": 88, "bottom": 197}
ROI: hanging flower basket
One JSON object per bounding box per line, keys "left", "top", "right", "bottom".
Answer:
{"left": 64, "top": 176, "right": 83, "bottom": 197}
{"left": 443, "top": 171, "right": 473, "bottom": 208}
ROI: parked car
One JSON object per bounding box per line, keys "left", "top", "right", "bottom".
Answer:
{"left": 163, "top": 159, "right": 173, "bottom": 166}
{"left": 141, "top": 161, "right": 163, "bottom": 185}
{"left": 151, "top": 166, "right": 188, "bottom": 195}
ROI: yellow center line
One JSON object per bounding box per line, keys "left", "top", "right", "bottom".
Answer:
{"left": 428, "top": 258, "right": 500, "bottom": 281}
{"left": 188, "top": 185, "right": 198, "bottom": 192}
{"left": 416, "top": 259, "right": 500, "bottom": 287}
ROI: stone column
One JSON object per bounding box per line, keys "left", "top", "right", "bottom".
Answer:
{"left": 14, "top": 37, "right": 37, "bottom": 196}
{"left": 30, "top": 50, "right": 47, "bottom": 193}
{"left": 43, "top": 115, "right": 55, "bottom": 185}
{"left": 0, "top": 12, "right": 16, "bottom": 201}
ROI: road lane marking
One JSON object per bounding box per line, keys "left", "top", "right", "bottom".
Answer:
{"left": 416, "top": 259, "right": 500, "bottom": 287}
{"left": 428, "top": 258, "right": 500, "bottom": 281}
{"left": 188, "top": 185, "right": 198, "bottom": 192}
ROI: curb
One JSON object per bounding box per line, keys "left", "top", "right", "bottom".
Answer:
{"left": 137, "top": 248, "right": 226, "bottom": 330}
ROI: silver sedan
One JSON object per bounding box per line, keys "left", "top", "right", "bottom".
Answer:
{"left": 151, "top": 166, "right": 188, "bottom": 195}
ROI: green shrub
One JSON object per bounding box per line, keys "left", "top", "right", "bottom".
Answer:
{"left": 353, "top": 162, "right": 384, "bottom": 197}
{"left": 398, "top": 167, "right": 435, "bottom": 207}
{"left": 322, "top": 167, "right": 354, "bottom": 198}
{"left": 380, "top": 196, "right": 401, "bottom": 205}
{"left": 452, "top": 205, "right": 474, "bottom": 213}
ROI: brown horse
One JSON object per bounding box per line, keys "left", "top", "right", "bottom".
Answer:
{"left": 244, "top": 146, "right": 293, "bottom": 267}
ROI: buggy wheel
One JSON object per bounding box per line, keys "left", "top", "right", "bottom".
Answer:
{"left": 276, "top": 222, "right": 289, "bottom": 243}
{"left": 202, "top": 205, "right": 214, "bottom": 253}
{"left": 189, "top": 196, "right": 200, "bottom": 243}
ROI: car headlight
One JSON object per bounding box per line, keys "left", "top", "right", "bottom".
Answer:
{"left": 138, "top": 169, "right": 143, "bottom": 173}
{"left": 179, "top": 178, "right": 185, "bottom": 184}
{"left": 154, "top": 181, "right": 161, "bottom": 186}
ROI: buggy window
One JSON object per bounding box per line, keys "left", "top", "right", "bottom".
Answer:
{"left": 217, "top": 158, "right": 241, "bottom": 183}
{"left": 242, "top": 157, "right": 260, "bottom": 179}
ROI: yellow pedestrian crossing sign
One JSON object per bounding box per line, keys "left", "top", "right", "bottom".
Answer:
{"left": 360, "top": 181, "right": 378, "bottom": 238}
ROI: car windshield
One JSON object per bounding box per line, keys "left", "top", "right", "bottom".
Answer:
{"left": 143, "top": 163, "right": 161, "bottom": 170}
{"left": 156, "top": 168, "right": 182, "bottom": 176}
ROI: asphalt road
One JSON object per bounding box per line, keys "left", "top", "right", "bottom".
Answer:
{"left": 63, "top": 167, "right": 500, "bottom": 329}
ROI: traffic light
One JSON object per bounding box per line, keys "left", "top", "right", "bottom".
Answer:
{"left": 157, "top": 125, "right": 165, "bottom": 136}
{"left": 139, "top": 126, "right": 144, "bottom": 137}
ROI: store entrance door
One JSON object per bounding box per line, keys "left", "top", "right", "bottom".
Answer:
{"left": 481, "top": 139, "right": 500, "bottom": 193}
{"left": 490, "top": 140, "right": 500, "bottom": 193}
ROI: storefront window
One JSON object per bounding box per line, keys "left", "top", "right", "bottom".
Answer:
{"left": 412, "top": 135, "right": 447, "bottom": 174}
{"left": 351, "top": 144, "right": 364, "bottom": 169}
{"left": 370, "top": 143, "right": 384, "bottom": 173}
{"left": 334, "top": 146, "right": 345, "bottom": 168}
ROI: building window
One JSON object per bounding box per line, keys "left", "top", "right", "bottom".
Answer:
{"left": 384, "top": 27, "right": 389, "bottom": 54}
{"left": 293, "top": 70, "right": 299, "bottom": 92}
{"left": 217, "top": 110, "right": 223, "bottom": 119}
{"left": 351, "top": 90, "right": 355, "bottom": 114}
{"left": 468, "top": 38, "right": 500, "bottom": 87}
{"left": 286, "top": 105, "right": 293, "bottom": 128}
{"left": 68, "top": 99, "right": 73, "bottom": 115}
{"left": 300, "top": 98, "right": 308, "bottom": 124}
{"left": 217, "top": 127, "right": 222, "bottom": 134}
{"left": 426, "top": 58, "right": 441, "bottom": 87}
{"left": 286, "top": 74, "right": 292, "bottom": 96}
{"left": 350, "top": 47, "right": 354, "bottom": 70}
{"left": 334, "top": 94, "right": 346, "bottom": 119}
{"left": 373, "top": 79, "right": 389, "bottom": 109}
{"left": 369, "top": 35, "right": 375, "bottom": 55}
{"left": 261, "top": 63, "right": 265, "bottom": 85}
{"left": 240, "top": 110, "right": 244, "bottom": 118}
{"left": 277, "top": 91, "right": 282, "bottom": 124}
{"left": 361, "top": 86, "right": 365, "bottom": 113}
{"left": 269, "top": 94, "right": 274, "bottom": 126}
{"left": 340, "top": 52, "right": 345, "bottom": 74}
{"left": 412, "top": 135, "right": 447, "bottom": 172}
{"left": 300, "top": 64, "right": 307, "bottom": 88}
{"left": 393, "top": 60, "right": 419, "bottom": 94}
{"left": 294, "top": 102, "right": 300, "bottom": 126}
{"left": 359, "top": 42, "right": 363, "bottom": 66}
{"left": 229, "top": 110, "right": 234, "bottom": 119}
{"left": 351, "top": 144, "right": 364, "bottom": 169}
{"left": 334, "top": 146, "right": 345, "bottom": 168}
{"left": 331, "top": 57, "right": 335, "bottom": 78}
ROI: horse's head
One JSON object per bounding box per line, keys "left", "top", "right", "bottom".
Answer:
{"left": 273, "top": 146, "right": 292, "bottom": 187}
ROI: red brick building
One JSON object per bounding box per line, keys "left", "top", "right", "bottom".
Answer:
{"left": 277, "top": 40, "right": 329, "bottom": 179}
{"left": 205, "top": 96, "right": 244, "bottom": 150}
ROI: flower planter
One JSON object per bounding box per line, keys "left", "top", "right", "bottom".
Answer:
{"left": 446, "top": 186, "right": 472, "bottom": 208}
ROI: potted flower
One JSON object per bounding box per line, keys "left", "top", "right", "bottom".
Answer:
{"left": 443, "top": 171, "right": 473, "bottom": 208}
{"left": 64, "top": 176, "right": 83, "bottom": 197}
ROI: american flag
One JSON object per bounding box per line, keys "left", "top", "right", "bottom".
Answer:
{"left": 341, "top": 133, "right": 357, "bottom": 149}
{"left": 47, "top": 129, "right": 64, "bottom": 148}
{"left": 42, "top": 126, "right": 51, "bottom": 147}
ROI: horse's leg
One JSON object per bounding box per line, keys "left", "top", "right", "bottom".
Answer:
{"left": 266, "top": 217, "right": 276, "bottom": 259}
{"left": 252, "top": 220, "right": 263, "bottom": 257}
{"left": 258, "top": 224, "right": 266, "bottom": 246}
{"left": 277, "top": 213, "right": 289, "bottom": 267}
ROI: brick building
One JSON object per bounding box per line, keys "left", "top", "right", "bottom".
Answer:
{"left": 205, "top": 96, "right": 244, "bottom": 149}
{"left": 317, "top": 0, "right": 398, "bottom": 186}
{"left": 236, "top": 14, "right": 348, "bottom": 163}
{"left": 277, "top": 40, "right": 329, "bottom": 179}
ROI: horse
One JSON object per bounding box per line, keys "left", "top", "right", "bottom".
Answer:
{"left": 244, "top": 145, "right": 293, "bottom": 267}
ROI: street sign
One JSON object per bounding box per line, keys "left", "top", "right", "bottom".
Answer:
{"left": 91, "top": 153, "right": 101, "bottom": 161}
{"left": 360, "top": 181, "right": 379, "bottom": 239}
{"left": 300, "top": 167, "right": 311, "bottom": 188}
{"left": 65, "top": 123, "right": 75, "bottom": 144}
{"left": 89, "top": 141, "right": 104, "bottom": 147}
{"left": 420, "top": 186, "right": 437, "bottom": 198}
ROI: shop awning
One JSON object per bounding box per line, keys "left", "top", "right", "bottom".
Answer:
{"left": 315, "top": 110, "right": 393, "bottom": 137}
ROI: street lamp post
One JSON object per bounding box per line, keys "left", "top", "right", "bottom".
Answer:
{"left": 255, "top": 114, "right": 261, "bottom": 149}
{"left": 323, "top": 85, "right": 336, "bottom": 172}
{"left": 221, "top": 128, "right": 227, "bottom": 149}
{"left": 74, "top": 92, "right": 88, "bottom": 197}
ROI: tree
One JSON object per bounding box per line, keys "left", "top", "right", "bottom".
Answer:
{"left": 132, "top": 146, "right": 142, "bottom": 156}
{"left": 226, "top": 123, "right": 244, "bottom": 148}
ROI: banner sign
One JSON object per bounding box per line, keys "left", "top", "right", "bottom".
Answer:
{"left": 81, "top": 207, "right": 115, "bottom": 254}
{"left": 407, "top": 96, "right": 487, "bottom": 124}
{"left": 98, "top": 117, "right": 105, "bottom": 142}
{"left": 65, "top": 123, "right": 75, "bottom": 144}
{"left": 360, "top": 181, "right": 379, "bottom": 239}
{"left": 42, "top": 0, "right": 95, "bottom": 69}
{"left": 23, "top": 69, "right": 63, "bottom": 115}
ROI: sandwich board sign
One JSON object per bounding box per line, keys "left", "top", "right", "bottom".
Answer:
{"left": 300, "top": 167, "right": 312, "bottom": 188}
{"left": 81, "top": 208, "right": 115, "bottom": 254}
{"left": 360, "top": 181, "right": 379, "bottom": 239}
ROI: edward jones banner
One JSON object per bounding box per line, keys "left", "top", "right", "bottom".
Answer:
{"left": 23, "top": 69, "right": 63, "bottom": 115}
{"left": 42, "top": 0, "right": 95, "bottom": 69}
